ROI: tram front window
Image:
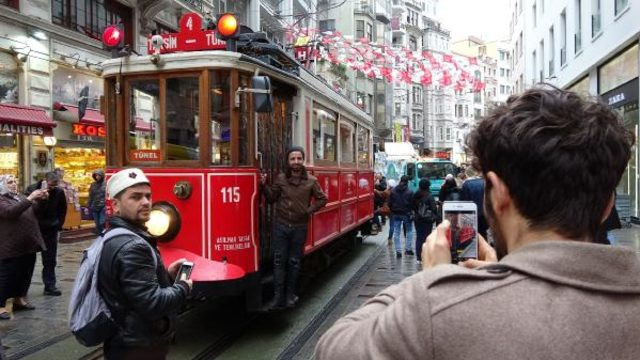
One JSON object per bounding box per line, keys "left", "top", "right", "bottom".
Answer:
{"left": 129, "top": 79, "right": 161, "bottom": 162}
{"left": 166, "top": 76, "right": 199, "bottom": 160}
{"left": 210, "top": 70, "right": 231, "bottom": 165}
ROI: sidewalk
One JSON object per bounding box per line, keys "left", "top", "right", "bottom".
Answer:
{"left": 1, "top": 225, "right": 639, "bottom": 359}
{"left": 0, "top": 238, "right": 96, "bottom": 360}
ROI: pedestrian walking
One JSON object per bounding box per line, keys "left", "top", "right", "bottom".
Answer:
{"left": 460, "top": 166, "right": 488, "bottom": 240}
{"left": 412, "top": 178, "right": 437, "bottom": 263}
{"left": 389, "top": 175, "right": 414, "bottom": 258}
{"left": 372, "top": 173, "right": 388, "bottom": 234}
{"left": 315, "top": 87, "right": 640, "bottom": 360}
{"left": 261, "top": 146, "right": 327, "bottom": 310}
{"left": 386, "top": 179, "right": 397, "bottom": 243}
{"left": 87, "top": 169, "right": 107, "bottom": 235}
{"left": 25, "top": 172, "right": 66, "bottom": 296}
{"left": 99, "top": 168, "right": 192, "bottom": 359}
{"left": 0, "top": 175, "right": 48, "bottom": 319}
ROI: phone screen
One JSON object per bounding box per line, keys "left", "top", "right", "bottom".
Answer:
{"left": 175, "top": 262, "right": 194, "bottom": 283}
{"left": 444, "top": 210, "right": 478, "bottom": 263}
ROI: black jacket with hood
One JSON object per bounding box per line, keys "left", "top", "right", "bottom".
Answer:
{"left": 88, "top": 169, "right": 106, "bottom": 211}
{"left": 98, "top": 216, "right": 190, "bottom": 348}
{"left": 389, "top": 182, "right": 413, "bottom": 215}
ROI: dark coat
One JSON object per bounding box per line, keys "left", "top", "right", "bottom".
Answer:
{"left": 98, "top": 216, "right": 189, "bottom": 348}
{"left": 263, "top": 172, "right": 328, "bottom": 226}
{"left": 25, "top": 181, "right": 67, "bottom": 230}
{"left": 460, "top": 178, "right": 485, "bottom": 217}
{"left": 389, "top": 183, "right": 413, "bottom": 215}
{"left": 88, "top": 170, "right": 106, "bottom": 211}
{"left": 412, "top": 190, "right": 438, "bottom": 223}
{"left": 0, "top": 194, "right": 46, "bottom": 260}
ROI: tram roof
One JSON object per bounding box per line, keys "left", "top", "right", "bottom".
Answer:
{"left": 102, "top": 51, "right": 373, "bottom": 127}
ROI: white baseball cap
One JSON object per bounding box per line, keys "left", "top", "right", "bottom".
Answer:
{"left": 107, "top": 168, "right": 150, "bottom": 199}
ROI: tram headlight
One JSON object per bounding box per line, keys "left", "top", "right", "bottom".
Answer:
{"left": 146, "top": 201, "right": 181, "bottom": 242}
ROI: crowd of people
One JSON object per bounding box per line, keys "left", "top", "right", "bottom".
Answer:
{"left": 372, "top": 165, "right": 487, "bottom": 263}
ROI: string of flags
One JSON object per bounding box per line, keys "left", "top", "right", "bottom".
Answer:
{"left": 286, "top": 26, "right": 486, "bottom": 93}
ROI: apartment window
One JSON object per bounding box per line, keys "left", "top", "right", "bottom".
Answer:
{"left": 0, "top": 0, "right": 18, "bottom": 9}
{"left": 500, "top": 85, "right": 505, "bottom": 94}
{"left": 445, "top": 127, "right": 451, "bottom": 141}
{"left": 561, "top": 10, "right": 567, "bottom": 65}
{"left": 409, "top": 36, "right": 417, "bottom": 51}
{"left": 52, "top": 0, "right": 133, "bottom": 44}
{"left": 500, "top": 68, "right": 505, "bottom": 76}
{"left": 541, "top": 0, "right": 545, "bottom": 12}
{"left": 395, "top": 102, "right": 401, "bottom": 116}
{"left": 549, "top": 26, "right": 555, "bottom": 76}
{"left": 533, "top": 2, "right": 537, "bottom": 27}
{"left": 319, "top": 19, "right": 336, "bottom": 32}
{"left": 575, "top": 0, "right": 582, "bottom": 53}
{"left": 590, "top": 0, "right": 601, "bottom": 37}
{"left": 412, "top": 113, "right": 423, "bottom": 131}
{"left": 540, "top": 40, "right": 545, "bottom": 82}
{"left": 464, "top": 105, "right": 469, "bottom": 117}
{"left": 412, "top": 86, "right": 422, "bottom": 104}
{"left": 615, "top": 0, "right": 628, "bottom": 15}
{"left": 366, "top": 23, "right": 373, "bottom": 41}
{"left": 356, "top": 20, "right": 365, "bottom": 39}
{"left": 438, "top": 126, "right": 444, "bottom": 141}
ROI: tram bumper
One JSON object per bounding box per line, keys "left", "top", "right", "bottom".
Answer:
{"left": 158, "top": 246, "right": 246, "bottom": 282}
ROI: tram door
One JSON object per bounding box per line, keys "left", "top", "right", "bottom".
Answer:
{"left": 257, "top": 87, "right": 294, "bottom": 271}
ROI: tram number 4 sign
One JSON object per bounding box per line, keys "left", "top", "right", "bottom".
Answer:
{"left": 146, "top": 13, "right": 226, "bottom": 54}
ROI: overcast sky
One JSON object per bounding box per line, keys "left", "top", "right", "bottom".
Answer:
{"left": 438, "top": 0, "right": 512, "bottom": 42}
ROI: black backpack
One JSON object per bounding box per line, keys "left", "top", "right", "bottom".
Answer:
{"left": 416, "top": 195, "right": 436, "bottom": 222}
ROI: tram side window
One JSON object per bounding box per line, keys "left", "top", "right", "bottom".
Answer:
{"left": 339, "top": 120, "right": 356, "bottom": 164}
{"left": 166, "top": 77, "right": 199, "bottom": 160}
{"left": 312, "top": 106, "right": 337, "bottom": 162}
{"left": 210, "top": 70, "right": 231, "bottom": 165}
{"left": 238, "top": 74, "right": 254, "bottom": 166}
{"left": 128, "top": 79, "right": 161, "bottom": 162}
{"left": 358, "top": 126, "right": 370, "bottom": 168}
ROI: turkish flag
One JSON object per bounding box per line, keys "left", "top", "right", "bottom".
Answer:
{"left": 440, "top": 70, "right": 452, "bottom": 86}
{"left": 420, "top": 70, "right": 433, "bottom": 85}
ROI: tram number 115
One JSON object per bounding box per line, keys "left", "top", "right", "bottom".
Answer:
{"left": 221, "top": 187, "right": 241, "bottom": 203}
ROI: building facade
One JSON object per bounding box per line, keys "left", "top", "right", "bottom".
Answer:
{"left": 516, "top": 0, "right": 640, "bottom": 220}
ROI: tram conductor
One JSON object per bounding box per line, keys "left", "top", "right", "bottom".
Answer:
{"left": 261, "top": 146, "right": 327, "bottom": 310}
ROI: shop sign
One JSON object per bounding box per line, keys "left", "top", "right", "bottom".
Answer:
{"left": 130, "top": 149, "right": 161, "bottom": 161}
{"left": 73, "top": 124, "right": 106, "bottom": 137}
{"left": 602, "top": 78, "right": 639, "bottom": 109}
{"left": 435, "top": 151, "right": 450, "bottom": 159}
{"left": 0, "top": 123, "right": 46, "bottom": 136}
{"left": 146, "top": 13, "right": 225, "bottom": 54}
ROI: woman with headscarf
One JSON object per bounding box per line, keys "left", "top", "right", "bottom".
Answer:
{"left": 0, "top": 175, "right": 48, "bottom": 319}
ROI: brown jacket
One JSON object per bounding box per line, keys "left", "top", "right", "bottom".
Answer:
{"left": 0, "top": 194, "right": 46, "bottom": 260}
{"left": 263, "top": 172, "right": 327, "bottom": 226}
{"left": 315, "top": 241, "right": 640, "bottom": 359}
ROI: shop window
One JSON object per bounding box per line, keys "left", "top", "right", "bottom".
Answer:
{"left": 340, "top": 120, "right": 356, "bottom": 164}
{"left": 0, "top": 134, "right": 18, "bottom": 179}
{"left": 128, "top": 79, "right": 161, "bottom": 162}
{"left": 210, "top": 70, "right": 231, "bottom": 166}
{"left": 598, "top": 44, "right": 639, "bottom": 94}
{"left": 312, "top": 105, "right": 337, "bottom": 162}
{"left": 238, "top": 74, "right": 255, "bottom": 166}
{"left": 52, "top": 0, "right": 133, "bottom": 45}
{"left": 52, "top": 67, "right": 103, "bottom": 110}
{"left": 54, "top": 147, "right": 105, "bottom": 204}
{"left": 0, "top": 53, "right": 18, "bottom": 104}
{"left": 166, "top": 76, "right": 199, "bottom": 161}
{"left": 358, "top": 126, "right": 370, "bottom": 168}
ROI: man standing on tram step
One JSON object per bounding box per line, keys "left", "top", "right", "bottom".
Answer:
{"left": 98, "top": 168, "right": 192, "bottom": 359}
{"left": 261, "top": 146, "right": 328, "bottom": 310}
{"left": 25, "top": 171, "right": 67, "bottom": 296}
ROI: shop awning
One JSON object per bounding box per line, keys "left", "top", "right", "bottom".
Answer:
{"left": 134, "top": 117, "right": 153, "bottom": 132}
{"left": 52, "top": 103, "right": 104, "bottom": 126}
{"left": 0, "top": 103, "right": 56, "bottom": 136}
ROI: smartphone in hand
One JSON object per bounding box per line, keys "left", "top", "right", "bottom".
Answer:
{"left": 175, "top": 261, "right": 194, "bottom": 284}
{"left": 442, "top": 201, "right": 478, "bottom": 264}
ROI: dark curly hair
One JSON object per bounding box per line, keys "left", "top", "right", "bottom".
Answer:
{"left": 466, "top": 86, "right": 634, "bottom": 239}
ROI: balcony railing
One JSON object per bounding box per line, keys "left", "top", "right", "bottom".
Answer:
{"left": 592, "top": 14, "right": 601, "bottom": 37}
{"left": 560, "top": 47, "right": 566, "bottom": 66}
{"left": 354, "top": 1, "right": 375, "bottom": 16}
{"left": 575, "top": 32, "right": 582, "bottom": 53}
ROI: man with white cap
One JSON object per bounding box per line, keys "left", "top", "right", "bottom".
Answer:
{"left": 98, "top": 168, "right": 192, "bottom": 359}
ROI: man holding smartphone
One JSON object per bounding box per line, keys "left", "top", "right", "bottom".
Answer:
{"left": 315, "top": 87, "right": 640, "bottom": 359}
{"left": 98, "top": 168, "right": 192, "bottom": 359}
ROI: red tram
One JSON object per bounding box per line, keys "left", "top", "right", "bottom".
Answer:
{"left": 101, "top": 13, "right": 374, "bottom": 308}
